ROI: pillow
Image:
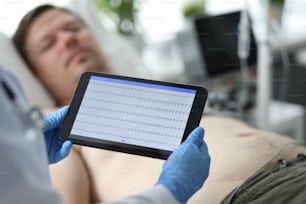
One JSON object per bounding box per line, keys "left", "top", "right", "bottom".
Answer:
{"left": 67, "top": 0, "right": 152, "bottom": 79}
{"left": 0, "top": 32, "right": 55, "bottom": 108}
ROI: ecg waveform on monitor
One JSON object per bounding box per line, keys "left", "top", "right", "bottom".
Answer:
{"left": 88, "top": 89, "right": 192, "bottom": 107}
{"left": 79, "top": 111, "right": 185, "bottom": 131}
{"left": 79, "top": 105, "right": 186, "bottom": 123}
{"left": 71, "top": 78, "right": 196, "bottom": 151}
{"left": 75, "top": 119, "right": 181, "bottom": 138}
{"left": 72, "top": 127, "right": 178, "bottom": 147}
{"left": 83, "top": 98, "right": 189, "bottom": 115}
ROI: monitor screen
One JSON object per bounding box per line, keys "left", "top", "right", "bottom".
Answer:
{"left": 70, "top": 75, "right": 197, "bottom": 152}
{"left": 194, "top": 11, "right": 257, "bottom": 77}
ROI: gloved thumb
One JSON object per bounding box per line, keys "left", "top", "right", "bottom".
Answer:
{"left": 184, "top": 127, "right": 204, "bottom": 147}
{"left": 58, "top": 140, "right": 73, "bottom": 159}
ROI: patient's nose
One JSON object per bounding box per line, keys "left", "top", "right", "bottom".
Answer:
{"left": 58, "top": 31, "right": 78, "bottom": 51}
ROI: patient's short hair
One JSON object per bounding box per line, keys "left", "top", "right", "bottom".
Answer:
{"left": 12, "top": 4, "right": 86, "bottom": 72}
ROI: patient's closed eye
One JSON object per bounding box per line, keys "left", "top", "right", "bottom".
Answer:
{"left": 41, "top": 37, "right": 55, "bottom": 51}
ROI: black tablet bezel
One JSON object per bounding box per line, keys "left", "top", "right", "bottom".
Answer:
{"left": 60, "top": 71, "right": 208, "bottom": 159}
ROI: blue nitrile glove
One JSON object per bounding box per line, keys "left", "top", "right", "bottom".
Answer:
{"left": 157, "top": 127, "right": 210, "bottom": 204}
{"left": 44, "top": 106, "right": 72, "bottom": 164}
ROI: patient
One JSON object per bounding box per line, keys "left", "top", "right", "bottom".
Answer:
{"left": 13, "top": 4, "right": 306, "bottom": 204}
{"left": 13, "top": 4, "right": 111, "bottom": 107}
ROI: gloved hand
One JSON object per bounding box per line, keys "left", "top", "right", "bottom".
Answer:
{"left": 157, "top": 127, "right": 210, "bottom": 204}
{"left": 44, "top": 106, "right": 73, "bottom": 164}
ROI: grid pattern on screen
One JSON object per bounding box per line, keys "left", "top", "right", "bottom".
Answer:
{"left": 71, "top": 76, "right": 196, "bottom": 151}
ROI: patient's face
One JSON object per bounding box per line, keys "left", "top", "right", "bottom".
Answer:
{"left": 25, "top": 9, "right": 109, "bottom": 105}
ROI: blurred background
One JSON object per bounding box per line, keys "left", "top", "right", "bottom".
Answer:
{"left": 0, "top": 0, "right": 305, "bottom": 143}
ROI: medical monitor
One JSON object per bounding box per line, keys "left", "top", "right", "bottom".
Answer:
{"left": 194, "top": 11, "right": 257, "bottom": 78}
{"left": 60, "top": 72, "right": 208, "bottom": 159}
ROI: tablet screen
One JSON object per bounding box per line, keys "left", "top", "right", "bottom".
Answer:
{"left": 61, "top": 72, "right": 207, "bottom": 159}
{"left": 71, "top": 75, "right": 196, "bottom": 152}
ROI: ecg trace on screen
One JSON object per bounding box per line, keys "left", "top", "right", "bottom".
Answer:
{"left": 71, "top": 76, "right": 196, "bottom": 151}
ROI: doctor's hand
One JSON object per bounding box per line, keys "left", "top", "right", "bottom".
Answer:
{"left": 157, "top": 127, "right": 210, "bottom": 204}
{"left": 44, "top": 106, "right": 72, "bottom": 164}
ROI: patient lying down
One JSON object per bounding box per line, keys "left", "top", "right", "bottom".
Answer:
{"left": 13, "top": 4, "right": 306, "bottom": 204}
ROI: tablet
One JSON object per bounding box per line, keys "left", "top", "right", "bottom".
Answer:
{"left": 60, "top": 72, "right": 208, "bottom": 159}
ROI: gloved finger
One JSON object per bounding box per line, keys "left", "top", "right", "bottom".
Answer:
{"left": 184, "top": 127, "right": 204, "bottom": 147}
{"left": 44, "top": 106, "right": 69, "bottom": 132}
{"left": 58, "top": 140, "right": 73, "bottom": 159}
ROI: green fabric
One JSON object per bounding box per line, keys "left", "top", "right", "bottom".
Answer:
{"left": 222, "top": 156, "right": 306, "bottom": 204}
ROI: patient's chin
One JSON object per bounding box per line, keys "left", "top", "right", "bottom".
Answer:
{"left": 87, "top": 62, "right": 108, "bottom": 73}
{"left": 79, "top": 57, "right": 101, "bottom": 72}
{"left": 72, "top": 58, "right": 94, "bottom": 73}
{"left": 72, "top": 56, "right": 108, "bottom": 75}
